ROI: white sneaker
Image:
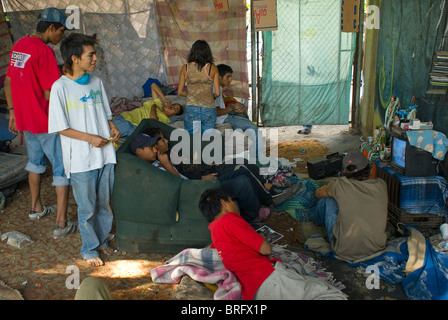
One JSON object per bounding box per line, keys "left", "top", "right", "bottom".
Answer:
{"left": 29, "top": 205, "right": 57, "bottom": 220}
{"left": 53, "top": 220, "right": 78, "bottom": 239}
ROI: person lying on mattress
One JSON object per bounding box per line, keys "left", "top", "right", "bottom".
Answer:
{"left": 112, "top": 83, "right": 184, "bottom": 137}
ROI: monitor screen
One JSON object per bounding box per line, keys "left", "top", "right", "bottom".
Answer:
{"left": 392, "top": 137, "right": 406, "bottom": 168}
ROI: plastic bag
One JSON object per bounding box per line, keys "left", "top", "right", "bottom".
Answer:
{"left": 1, "top": 231, "right": 34, "bottom": 248}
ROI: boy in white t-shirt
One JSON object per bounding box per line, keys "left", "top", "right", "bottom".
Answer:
{"left": 48, "top": 33, "right": 120, "bottom": 267}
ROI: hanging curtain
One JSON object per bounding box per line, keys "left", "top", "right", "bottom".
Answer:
{"left": 261, "top": 0, "right": 356, "bottom": 127}
{"left": 154, "top": 0, "right": 249, "bottom": 99}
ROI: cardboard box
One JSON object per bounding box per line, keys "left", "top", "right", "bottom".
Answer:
{"left": 253, "top": 0, "right": 278, "bottom": 31}
{"left": 410, "top": 119, "right": 421, "bottom": 130}
{"left": 341, "top": 0, "right": 360, "bottom": 32}
{"left": 214, "top": 0, "right": 229, "bottom": 12}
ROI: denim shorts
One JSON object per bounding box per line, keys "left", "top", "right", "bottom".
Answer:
{"left": 24, "top": 131, "right": 69, "bottom": 186}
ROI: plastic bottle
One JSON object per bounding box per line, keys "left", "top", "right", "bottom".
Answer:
{"left": 374, "top": 127, "right": 380, "bottom": 141}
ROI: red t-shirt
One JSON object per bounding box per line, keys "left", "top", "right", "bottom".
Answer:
{"left": 7, "top": 36, "right": 61, "bottom": 133}
{"left": 209, "top": 212, "right": 275, "bottom": 300}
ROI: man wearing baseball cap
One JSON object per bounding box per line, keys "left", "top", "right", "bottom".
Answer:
{"left": 307, "top": 151, "right": 388, "bottom": 262}
{"left": 4, "top": 7, "right": 76, "bottom": 239}
{"left": 131, "top": 132, "right": 190, "bottom": 179}
{"left": 130, "top": 133, "right": 160, "bottom": 161}
{"left": 39, "top": 7, "right": 73, "bottom": 30}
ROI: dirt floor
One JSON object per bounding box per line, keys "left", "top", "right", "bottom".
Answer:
{"left": 0, "top": 125, "right": 419, "bottom": 302}
{"left": 0, "top": 172, "right": 177, "bottom": 300}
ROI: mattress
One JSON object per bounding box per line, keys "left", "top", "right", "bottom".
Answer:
{"left": 0, "top": 152, "right": 28, "bottom": 190}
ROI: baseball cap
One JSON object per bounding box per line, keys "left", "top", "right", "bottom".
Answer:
{"left": 40, "top": 7, "right": 73, "bottom": 30}
{"left": 342, "top": 151, "right": 369, "bottom": 173}
{"left": 130, "top": 133, "right": 160, "bottom": 155}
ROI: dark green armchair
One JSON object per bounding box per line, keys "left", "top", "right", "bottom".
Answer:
{"left": 112, "top": 119, "right": 221, "bottom": 253}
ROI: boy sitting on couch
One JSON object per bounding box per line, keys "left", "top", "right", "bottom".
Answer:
{"left": 130, "top": 130, "right": 300, "bottom": 222}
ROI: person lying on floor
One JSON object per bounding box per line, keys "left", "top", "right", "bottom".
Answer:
{"left": 307, "top": 151, "right": 388, "bottom": 262}
{"left": 112, "top": 83, "right": 183, "bottom": 137}
{"left": 130, "top": 130, "right": 300, "bottom": 222}
{"left": 198, "top": 187, "right": 348, "bottom": 300}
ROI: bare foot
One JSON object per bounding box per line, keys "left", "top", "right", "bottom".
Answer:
{"left": 100, "top": 247, "right": 114, "bottom": 256}
{"left": 87, "top": 257, "right": 104, "bottom": 267}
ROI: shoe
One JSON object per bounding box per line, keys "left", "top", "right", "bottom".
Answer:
{"left": 29, "top": 205, "right": 57, "bottom": 220}
{"left": 53, "top": 220, "right": 78, "bottom": 239}
{"left": 269, "top": 185, "right": 290, "bottom": 197}
{"left": 297, "top": 129, "right": 311, "bottom": 135}
{"left": 272, "top": 182, "right": 302, "bottom": 207}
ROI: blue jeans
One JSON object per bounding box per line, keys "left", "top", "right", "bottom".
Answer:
{"left": 70, "top": 164, "right": 115, "bottom": 260}
{"left": 307, "top": 197, "right": 339, "bottom": 240}
{"left": 0, "top": 114, "right": 16, "bottom": 141}
{"left": 223, "top": 115, "right": 265, "bottom": 158}
{"left": 24, "top": 131, "right": 69, "bottom": 186}
{"left": 112, "top": 115, "right": 137, "bottom": 137}
{"left": 218, "top": 167, "right": 272, "bottom": 222}
{"left": 184, "top": 106, "right": 217, "bottom": 135}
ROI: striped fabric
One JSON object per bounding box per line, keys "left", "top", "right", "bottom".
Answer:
{"left": 154, "top": 0, "right": 249, "bottom": 99}
{"left": 377, "top": 163, "right": 448, "bottom": 216}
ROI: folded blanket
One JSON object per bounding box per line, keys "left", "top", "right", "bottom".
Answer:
{"left": 347, "top": 237, "right": 408, "bottom": 285}
{"left": 349, "top": 226, "right": 448, "bottom": 300}
{"left": 150, "top": 245, "right": 346, "bottom": 300}
{"left": 401, "top": 226, "right": 448, "bottom": 300}
{"left": 270, "top": 245, "right": 345, "bottom": 290}
{"left": 110, "top": 97, "right": 144, "bottom": 116}
{"left": 150, "top": 248, "right": 241, "bottom": 300}
{"left": 406, "top": 130, "right": 448, "bottom": 161}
